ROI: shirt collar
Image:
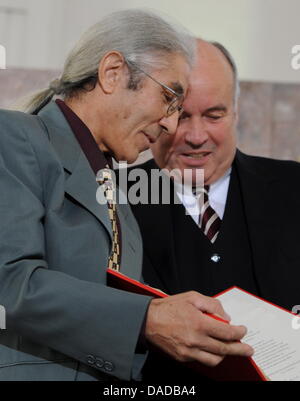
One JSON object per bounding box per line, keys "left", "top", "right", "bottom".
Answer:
{"left": 55, "top": 99, "right": 112, "bottom": 174}
{"left": 173, "top": 167, "right": 232, "bottom": 196}
{"left": 210, "top": 168, "right": 232, "bottom": 193}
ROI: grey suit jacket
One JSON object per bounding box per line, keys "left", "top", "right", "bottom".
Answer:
{"left": 0, "top": 101, "right": 151, "bottom": 381}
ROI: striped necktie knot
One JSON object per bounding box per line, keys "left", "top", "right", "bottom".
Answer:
{"left": 193, "top": 185, "right": 221, "bottom": 244}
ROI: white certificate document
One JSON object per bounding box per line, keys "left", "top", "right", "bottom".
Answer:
{"left": 216, "top": 287, "right": 300, "bottom": 381}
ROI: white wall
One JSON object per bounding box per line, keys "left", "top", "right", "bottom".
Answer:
{"left": 0, "top": 0, "right": 299, "bottom": 83}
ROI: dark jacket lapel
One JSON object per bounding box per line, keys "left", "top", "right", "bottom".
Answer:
{"left": 129, "top": 159, "right": 182, "bottom": 293}
{"left": 235, "top": 150, "right": 281, "bottom": 294}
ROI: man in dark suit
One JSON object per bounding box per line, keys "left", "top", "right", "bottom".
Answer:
{"left": 0, "top": 14, "right": 253, "bottom": 381}
{"left": 129, "top": 39, "right": 300, "bottom": 380}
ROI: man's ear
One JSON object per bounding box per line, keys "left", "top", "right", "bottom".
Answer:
{"left": 98, "top": 51, "right": 127, "bottom": 94}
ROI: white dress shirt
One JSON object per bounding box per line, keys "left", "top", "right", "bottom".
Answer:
{"left": 175, "top": 169, "right": 232, "bottom": 225}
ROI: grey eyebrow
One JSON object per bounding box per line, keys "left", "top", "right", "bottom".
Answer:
{"left": 206, "top": 105, "right": 227, "bottom": 112}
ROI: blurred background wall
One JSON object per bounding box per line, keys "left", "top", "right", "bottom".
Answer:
{"left": 0, "top": 0, "right": 299, "bottom": 161}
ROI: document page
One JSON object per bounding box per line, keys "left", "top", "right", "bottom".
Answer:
{"left": 216, "top": 287, "right": 300, "bottom": 381}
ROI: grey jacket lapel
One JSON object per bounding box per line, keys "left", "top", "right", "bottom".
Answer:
{"left": 37, "top": 101, "right": 112, "bottom": 239}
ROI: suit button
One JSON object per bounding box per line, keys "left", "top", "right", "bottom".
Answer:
{"left": 87, "top": 355, "right": 96, "bottom": 365}
{"left": 95, "top": 357, "right": 105, "bottom": 368}
{"left": 211, "top": 254, "right": 221, "bottom": 263}
{"left": 104, "top": 361, "right": 114, "bottom": 372}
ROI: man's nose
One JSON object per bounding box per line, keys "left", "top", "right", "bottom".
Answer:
{"left": 184, "top": 117, "right": 209, "bottom": 147}
{"left": 158, "top": 111, "right": 180, "bottom": 136}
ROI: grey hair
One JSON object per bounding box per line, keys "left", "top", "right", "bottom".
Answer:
{"left": 13, "top": 9, "right": 195, "bottom": 114}
{"left": 210, "top": 41, "right": 240, "bottom": 109}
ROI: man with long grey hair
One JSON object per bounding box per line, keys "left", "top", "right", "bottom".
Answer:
{"left": 0, "top": 11, "right": 252, "bottom": 381}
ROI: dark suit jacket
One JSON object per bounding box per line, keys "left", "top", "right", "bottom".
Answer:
{"left": 0, "top": 101, "right": 151, "bottom": 381}
{"left": 130, "top": 150, "right": 300, "bottom": 311}
{"left": 129, "top": 150, "right": 300, "bottom": 382}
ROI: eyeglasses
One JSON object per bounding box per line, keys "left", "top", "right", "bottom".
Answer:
{"left": 126, "top": 59, "right": 184, "bottom": 117}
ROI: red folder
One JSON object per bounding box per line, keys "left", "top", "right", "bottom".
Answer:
{"left": 107, "top": 269, "right": 267, "bottom": 381}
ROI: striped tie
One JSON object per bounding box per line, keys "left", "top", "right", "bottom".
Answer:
{"left": 195, "top": 186, "right": 221, "bottom": 244}
{"left": 97, "top": 166, "right": 121, "bottom": 271}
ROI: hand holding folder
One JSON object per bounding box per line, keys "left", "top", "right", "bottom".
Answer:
{"left": 107, "top": 270, "right": 258, "bottom": 381}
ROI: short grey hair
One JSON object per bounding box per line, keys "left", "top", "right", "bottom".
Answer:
{"left": 14, "top": 9, "right": 195, "bottom": 114}
{"left": 210, "top": 41, "right": 240, "bottom": 109}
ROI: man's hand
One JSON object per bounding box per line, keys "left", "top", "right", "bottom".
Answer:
{"left": 145, "top": 291, "right": 254, "bottom": 367}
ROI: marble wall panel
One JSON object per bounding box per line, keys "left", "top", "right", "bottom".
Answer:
{"left": 271, "top": 84, "right": 300, "bottom": 162}
{"left": 237, "top": 82, "right": 273, "bottom": 158}
{"left": 0, "top": 68, "right": 59, "bottom": 109}
{"left": 0, "top": 68, "right": 299, "bottom": 162}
